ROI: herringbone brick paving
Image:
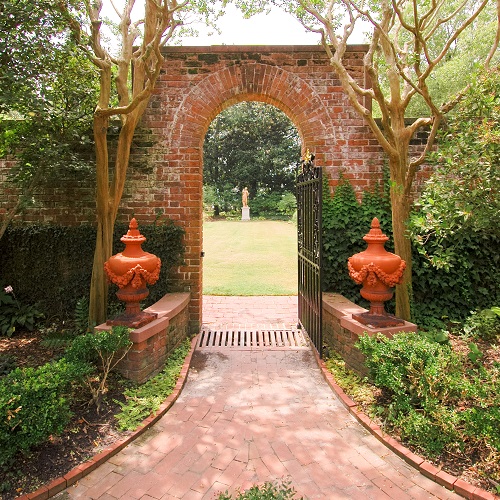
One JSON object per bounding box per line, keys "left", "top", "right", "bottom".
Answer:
{"left": 57, "top": 297, "right": 462, "bottom": 499}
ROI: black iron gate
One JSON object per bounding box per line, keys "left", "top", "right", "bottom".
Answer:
{"left": 297, "top": 151, "right": 323, "bottom": 355}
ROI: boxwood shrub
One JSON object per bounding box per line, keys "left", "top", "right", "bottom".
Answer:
{"left": 0, "top": 359, "right": 90, "bottom": 465}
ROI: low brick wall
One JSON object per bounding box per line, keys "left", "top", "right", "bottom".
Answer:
{"left": 96, "top": 292, "right": 190, "bottom": 383}
{"left": 322, "top": 293, "right": 417, "bottom": 377}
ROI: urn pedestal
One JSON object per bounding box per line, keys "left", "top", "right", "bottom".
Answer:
{"left": 104, "top": 218, "right": 161, "bottom": 328}
{"left": 348, "top": 218, "right": 406, "bottom": 328}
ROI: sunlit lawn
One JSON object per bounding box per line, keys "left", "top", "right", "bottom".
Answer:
{"left": 203, "top": 220, "right": 297, "bottom": 295}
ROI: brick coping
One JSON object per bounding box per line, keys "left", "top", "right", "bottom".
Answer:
{"left": 312, "top": 347, "right": 499, "bottom": 500}
{"left": 161, "top": 44, "right": 370, "bottom": 54}
{"left": 19, "top": 336, "right": 498, "bottom": 500}
{"left": 17, "top": 335, "right": 198, "bottom": 500}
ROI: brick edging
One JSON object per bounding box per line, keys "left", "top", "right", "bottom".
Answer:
{"left": 18, "top": 335, "right": 199, "bottom": 500}
{"left": 312, "top": 349, "right": 499, "bottom": 500}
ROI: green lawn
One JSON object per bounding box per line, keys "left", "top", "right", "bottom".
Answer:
{"left": 203, "top": 220, "right": 298, "bottom": 295}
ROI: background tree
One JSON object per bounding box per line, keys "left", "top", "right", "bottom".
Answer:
{"left": 410, "top": 67, "right": 500, "bottom": 267}
{"left": 0, "top": 0, "right": 84, "bottom": 115}
{"left": 402, "top": 1, "right": 500, "bottom": 117}
{"left": 203, "top": 101, "right": 301, "bottom": 215}
{"left": 0, "top": 1, "right": 98, "bottom": 240}
{"left": 257, "top": 0, "right": 500, "bottom": 320}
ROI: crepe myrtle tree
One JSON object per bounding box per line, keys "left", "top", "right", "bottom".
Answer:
{"left": 61, "top": 0, "right": 221, "bottom": 326}
{"left": 250, "top": 0, "right": 500, "bottom": 320}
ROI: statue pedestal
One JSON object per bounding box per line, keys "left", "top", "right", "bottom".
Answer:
{"left": 241, "top": 207, "right": 250, "bottom": 221}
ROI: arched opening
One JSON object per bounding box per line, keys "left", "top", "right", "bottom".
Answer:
{"left": 201, "top": 101, "right": 301, "bottom": 311}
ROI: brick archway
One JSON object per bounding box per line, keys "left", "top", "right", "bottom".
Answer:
{"left": 140, "top": 45, "right": 384, "bottom": 331}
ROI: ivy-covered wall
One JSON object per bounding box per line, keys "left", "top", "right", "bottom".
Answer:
{"left": 322, "top": 174, "right": 500, "bottom": 326}
{"left": 0, "top": 220, "right": 185, "bottom": 318}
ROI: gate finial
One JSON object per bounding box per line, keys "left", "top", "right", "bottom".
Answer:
{"left": 302, "top": 149, "right": 315, "bottom": 165}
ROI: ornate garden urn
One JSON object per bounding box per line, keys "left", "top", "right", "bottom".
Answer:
{"left": 347, "top": 218, "right": 406, "bottom": 328}
{"left": 104, "top": 218, "right": 161, "bottom": 328}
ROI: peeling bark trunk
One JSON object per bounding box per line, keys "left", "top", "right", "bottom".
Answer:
{"left": 390, "top": 183, "right": 413, "bottom": 321}
{"left": 388, "top": 138, "right": 413, "bottom": 321}
{"left": 88, "top": 110, "right": 111, "bottom": 326}
{"left": 88, "top": 112, "right": 140, "bottom": 326}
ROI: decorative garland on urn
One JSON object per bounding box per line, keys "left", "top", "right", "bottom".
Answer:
{"left": 347, "top": 259, "right": 406, "bottom": 288}
{"left": 104, "top": 259, "right": 162, "bottom": 289}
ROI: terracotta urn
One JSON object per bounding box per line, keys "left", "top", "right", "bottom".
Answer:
{"left": 347, "top": 218, "right": 406, "bottom": 328}
{"left": 104, "top": 218, "right": 161, "bottom": 328}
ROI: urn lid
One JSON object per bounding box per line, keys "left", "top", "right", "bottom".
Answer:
{"left": 363, "top": 218, "right": 389, "bottom": 244}
{"left": 121, "top": 218, "right": 146, "bottom": 245}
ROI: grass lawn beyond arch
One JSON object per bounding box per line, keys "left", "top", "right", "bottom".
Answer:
{"left": 203, "top": 220, "right": 297, "bottom": 296}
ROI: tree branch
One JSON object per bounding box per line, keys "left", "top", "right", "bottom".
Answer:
{"left": 485, "top": 0, "right": 500, "bottom": 70}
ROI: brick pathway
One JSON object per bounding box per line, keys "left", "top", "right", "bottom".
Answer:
{"left": 201, "top": 295, "right": 298, "bottom": 329}
{"left": 57, "top": 297, "right": 461, "bottom": 499}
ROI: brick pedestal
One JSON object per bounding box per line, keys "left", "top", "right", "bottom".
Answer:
{"left": 96, "top": 292, "right": 190, "bottom": 383}
{"left": 322, "top": 292, "right": 417, "bottom": 377}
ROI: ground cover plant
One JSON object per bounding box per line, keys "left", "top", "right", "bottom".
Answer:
{"left": 203, "top": 220, "right": 297, "bottom": 296}
{"left": 115, "top": 338, "right": 191, "bottom": 431}
{"left": 326, "top": 313, "right": 500, "bottom": 495}
{"left": 217, "top": 480, "right": 303, "bottom": 499}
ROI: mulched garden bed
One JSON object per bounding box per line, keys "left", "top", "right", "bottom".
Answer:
{"left": 0, "top": 331, "right": 132, "bottom": 499}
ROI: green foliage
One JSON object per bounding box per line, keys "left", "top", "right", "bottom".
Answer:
{"left": 203, "top": 101, "right": 300, "bottom": 216}
{"left": 0, "top": 3, "right": 99, "bottom": 227}
{"left": 217, "top": 480, "right": 303, "bottom": 500}
{"left": 324, "top": 353, "right": 377, "bottom": 410}
{"left": 463, "top": 308, "right": 500, "bottom": 341}
{"left": 65, "top": 326, "right": 131, "bottom": 367}
{"left": 203, "top": 184, "right": 240, "bottom": 216}
{"left": 249, "top": 190, "right": 293, "bottom": 218}
{"left": 0, "top": 355, "right": 16, "bottom": 377}
{"left": 277, "top": 192, "right": 297, "bottom": 217}
{"left": 403, "top": 2, "right": 499, "bottom": 117}
{"left": 0, "top": 0, "right": 87, "bottom": 115}
{"left": 65, "top": 326, "right": 132, "bottom": 410}
{"left": 410, "top": 68, "right": 500, "bottom": 261}
{"left": 0, "top": 358, "right": 90, "bottom": 465}
{"left": 0, "top": 220, "right": 185, "bottom": 318}
{"left": 74, "top": 296, "right": 90, "bottom": 333}
{"left": 322, "top": 171, "right": 500, "bottom": 325}
{"left": 356, "top": 332, "right": 500, "bottom": 457}
{"left": 0, "top": 286, "right": 43, "bottom": 337}
{"left": 468, "top": 343, "right": 483, "bottom": 364}
{"left": 115, "top": 339, "right": 191, "bottom": 430}
{"left": 420, "top": 329, "right": 450, "bottom": 345}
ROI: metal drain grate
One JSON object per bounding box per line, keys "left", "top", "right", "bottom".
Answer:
{"left": 196, "top": 329, "right": 309, "bottom": 350}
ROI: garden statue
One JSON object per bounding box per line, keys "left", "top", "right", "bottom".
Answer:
{"left": 241, "top": 187, "right": 250, "bottom": 220}
{"left": 348, "top": 217, "right": 406, "bottom": 328}
{"left": 104, "top": 218, "right": 161, "bottom": 328}
{"left": 242, "top": 187, "right": 249, "bottom": 207}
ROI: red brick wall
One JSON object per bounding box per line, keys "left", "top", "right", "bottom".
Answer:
{"left": 142, "top": 45, "right": 387, "bottom": 331}
{"left": 0, "top": 45, "right": 430, "bottom": 332}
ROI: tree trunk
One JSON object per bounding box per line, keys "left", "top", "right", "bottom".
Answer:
{"left": 88, "top": 113, "right": 140, "bottom": 327}
{"left": 88, "top": 216, "right": 113, "bottom": 326}
{"left": 389, "top": 157, "right": 413, "bottom": 321}
{"left": 88, "top": 112, "right": 112, "bottom": 327}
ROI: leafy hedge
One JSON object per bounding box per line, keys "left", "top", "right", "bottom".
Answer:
{"left": 0, "top": 359, "right": 91, "bottom": 465}
{"left": 322, "top": 173, "right": 500, "bottom": 324}
{"left": 357, "top": 332, "right": 500, "bottom": 457}
{"left": 0, "top": 220, "right": 185, "bottom": 318}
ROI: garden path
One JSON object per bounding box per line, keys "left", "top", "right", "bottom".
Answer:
{"left": 58, "top": 296, "right": 461, "bottom": 499}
